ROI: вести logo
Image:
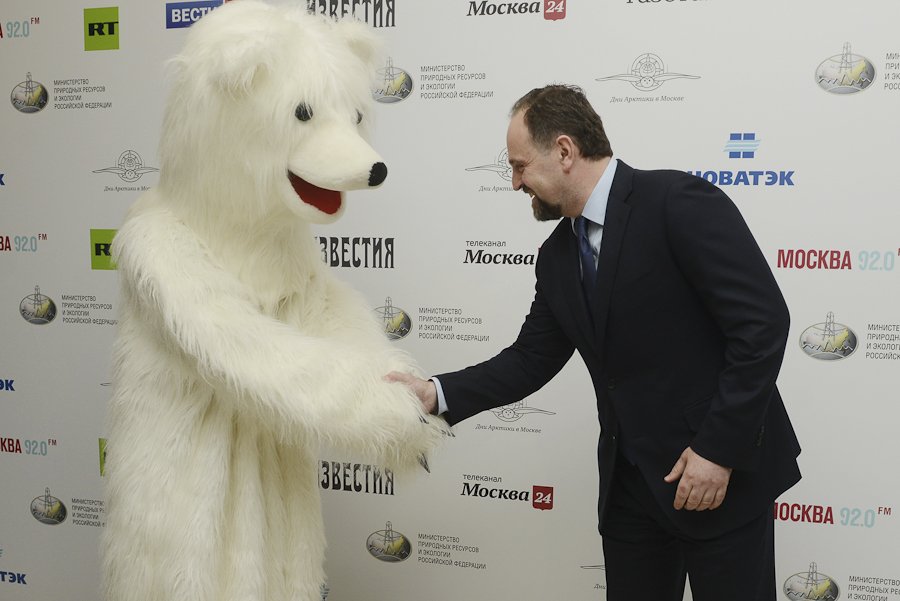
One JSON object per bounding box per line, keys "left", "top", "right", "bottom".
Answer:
{"left": 166, "top": 1, "right": 223, "bottom": 29}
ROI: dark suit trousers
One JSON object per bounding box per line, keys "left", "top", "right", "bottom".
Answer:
{"left": 600, "top": 454, "right": 775, "bottom": 601}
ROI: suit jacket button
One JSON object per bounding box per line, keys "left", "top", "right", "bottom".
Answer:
{"left": 607, "top": 378, "right": 617, "bottom": 391}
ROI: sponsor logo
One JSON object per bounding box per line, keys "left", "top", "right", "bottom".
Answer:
{"left": 886, "top": 52, "right": 900, "bottom": 91}
{"left": 10, "top": 73, "right": 48, "bottom": 113}
{"left": 1, "top": 437, "right": 56, "bottom": 456}
{"left": 419, "top": 63, "right": 493, "bottom": 101}
{"left": 688, "top": 133, "right": 795, "bottom": 187}
{"left": 307, "top": 0, "right": 395, "bottom": 27}
{"left": 374, "top": 57, "right": 412, "bottom": 103}
{"left": 777, "top": 249, "right": 852, "bottom": 270}
{"left": 30, "top": 488, "right": 67, "bottom": 524}
{"left": 0, "top": 571, "right": 27, "bottom": 585}
{"left": 544, "top": 0, "right": 566, "bottom": 20}
{"left": 0, "top": 378, "right": 14, "bottom": 392}
{"left": 0, "top": 233, "right": 47, "bottom": 253}
{"left": 816, "top": 42, "right": 875, "bottom": 94}
{"left": 418, "top": 305, "right": 489, "bottom": 343}
{"left": 467, "top": 149, "right": 512, "bottom": 182}
{"left": 166, "top": 1, "right": 223, "bottom": 28}
{"left": 84, "top": 7, "right": 119, "bottom": 51}
{"left": 724, "top": 132, "right": 760, "bottom": 158}
{"left": 799, "top": 312, "right": 858, "bottom": 360}
{"left": 2, "top": 17, "right": 40, "bottom": 39}
{"left": 366, "top": 521, "right": 411, "bottom": 562}
{"left": 773, "top": 503, "right": 835, "bottom": 525}
{"left": 464, "top": 247, "right": 536, "bottom": 266}
{"left": 597, "top": 52, "right": 699, "bottom": 92}
{"left": 865, "top": 322, "right": 900, "bottom": 361}
{"left": 775, "top": 502, "right": 893, "bottom": 529}
{"left": 532, "top": 485, "right": 553, "bottom": 510}
{"left": 319, "top": 460, "right": 395, "bottom": 495}
{"left": 93, "top": 150, "right": 158, "bottom": 182}
{"left": 460, "top": 478, "right": 554, "bottom": 510}
{"left": 782, "top": 562, "right": 839, "bottom": 601}
{"left": 90, "top": 229, "right": 117, "bottom": 270}
{"left": 19, "top": 286, "right": 57, "bottom": 325}
{"left": 70, "top": 498, "right": 106, "bottom": 527}
{"left": 466, "top": 1, "right": 565, "bottom": 19}
{"left": 59, "top": 294, "right": 117, "bottom": 326}
{"left": 0, "top": 438, "right": 22, "bottom": 454}
{"left": 488, "top": 400, "right": 555, "bottom": 423}
{"left": 316, "top": 236, "right": 394, "bottom": 268}
{"left": 373, "top": 297, "right": 411, "bottom": 340}
{"left": 417, "top": 532, "right": 483, "bottom": 568}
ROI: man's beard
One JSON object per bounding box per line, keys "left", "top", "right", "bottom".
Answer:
{"left": 530, "top": 193, "right": 562, "bottom": 222}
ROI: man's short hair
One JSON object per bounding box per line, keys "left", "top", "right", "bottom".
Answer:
{"left": 511, "top": 84, "right": 613, "bottom": 160}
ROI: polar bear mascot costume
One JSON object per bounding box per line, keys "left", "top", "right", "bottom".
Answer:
{"left": 101, "top": 2, "right": 447, "bottom": 601}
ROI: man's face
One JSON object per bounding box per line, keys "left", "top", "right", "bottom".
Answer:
{"left": 506, "top": 110, "right": 563, "bottom": 222}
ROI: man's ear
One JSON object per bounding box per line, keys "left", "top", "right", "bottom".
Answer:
{"left": 556, "top": 134, "right": 576, "bottom": 169}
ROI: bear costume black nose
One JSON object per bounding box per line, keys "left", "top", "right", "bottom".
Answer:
{"left": 368, "top": 162, "right": 387, "bottom": 187}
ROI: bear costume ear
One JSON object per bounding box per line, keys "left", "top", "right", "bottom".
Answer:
{"left": 331, "top": 17, "right": 382, "bottom": 71}
{"left": 202, "top": 30, "right": 276, "bottom": 95}
{"left": 176, "top": 1, "right": 280, "bottom": 96}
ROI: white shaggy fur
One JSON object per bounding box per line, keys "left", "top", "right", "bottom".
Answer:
{"left": 101, "top": 3, "right": 447, "bottom": 600}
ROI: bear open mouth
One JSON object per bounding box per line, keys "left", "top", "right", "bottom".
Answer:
{"left": 288, "top": 171, "right": 342, "bottom": 215}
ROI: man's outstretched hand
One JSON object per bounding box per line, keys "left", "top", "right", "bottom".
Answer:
{"left": 384, "top": 372, "right": 438, "bottom": 416}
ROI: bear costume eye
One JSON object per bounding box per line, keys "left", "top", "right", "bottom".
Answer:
{"left": 356, "top": 110, "right": 363, "bottom": 125}
{"left": 295, "top": 103, "right": 313, "bottom": 122}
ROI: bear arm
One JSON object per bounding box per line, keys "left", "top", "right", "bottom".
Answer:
{"left": 114, "top": 209, "right": 445, "bottom": 463}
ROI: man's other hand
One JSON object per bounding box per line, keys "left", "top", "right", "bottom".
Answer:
{"left": 664, "top": 447, "right": 732, "bottom": 511}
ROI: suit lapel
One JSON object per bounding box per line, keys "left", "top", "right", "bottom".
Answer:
{"left": 588, "top": 161, "right": 633, "bottom": 353}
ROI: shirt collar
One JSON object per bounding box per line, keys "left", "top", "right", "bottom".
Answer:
{"left": 571, "top": 157, "right": 617, "bottom": 231}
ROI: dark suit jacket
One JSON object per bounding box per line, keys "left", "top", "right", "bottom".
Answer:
{"left": 438, "top": 161, "right": 801, "bottom": 539}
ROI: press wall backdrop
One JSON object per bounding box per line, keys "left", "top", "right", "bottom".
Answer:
{"left": 2, "top": 1, "right": 899, "bottom": 600}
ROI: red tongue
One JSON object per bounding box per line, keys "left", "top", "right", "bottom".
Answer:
{"left": 288, "top": 172, "right": 342, "bottom": 215}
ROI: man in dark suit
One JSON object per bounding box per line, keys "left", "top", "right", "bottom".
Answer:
{"left": 389, "top": 84, "right": 800, "bottom": 601}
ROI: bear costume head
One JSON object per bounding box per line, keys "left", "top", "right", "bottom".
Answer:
{"left": 159, "top": 0, "right": 385, "bottom": 225}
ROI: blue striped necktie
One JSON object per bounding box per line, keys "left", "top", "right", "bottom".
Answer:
{"left": 576, "top": 216, "right": 597, "bottom": 297}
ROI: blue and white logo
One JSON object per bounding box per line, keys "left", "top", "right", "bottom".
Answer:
{"left": 166, "top": 1, "right": 223, "bottom": 29}
{"left": 688, "top": 132, "right": 795, "bottom": 187}
{"left": 724, "top": 133, "right": 760, "bottom": 159}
